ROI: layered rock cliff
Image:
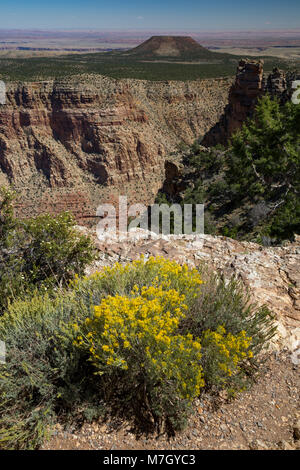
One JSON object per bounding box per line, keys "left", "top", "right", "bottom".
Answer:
{"left": 203, "top": 59, "right": 299, "bottom": 146}
{"left": 0, "top": 75, "right": 231, "bottom": 222}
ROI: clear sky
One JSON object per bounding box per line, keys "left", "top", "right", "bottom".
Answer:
{"left": 0, "top": 0, "right": 299, "bottom": 31}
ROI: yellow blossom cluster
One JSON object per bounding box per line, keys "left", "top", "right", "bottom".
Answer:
{"left": 202, "top": 325, "right": 253, "bottom": 379}
{"left": 74, "top": 281, "right": 205, "bottom": 401}
{"left": 85, "top": 255, "right": 203, "bottom": 301}
{"left": 72, "top": 257, "right": 254, "bottom": 403}
{"left": 132, "top": 256, "right": 203, "bottom": 293}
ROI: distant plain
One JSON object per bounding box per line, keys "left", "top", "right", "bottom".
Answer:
{"left": 0, "top": 29, "right": 299, "bottom": 81}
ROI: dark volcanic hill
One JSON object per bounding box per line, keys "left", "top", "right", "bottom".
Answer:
{"left": 125, "top": 35, "right": 232, "bottom": 61}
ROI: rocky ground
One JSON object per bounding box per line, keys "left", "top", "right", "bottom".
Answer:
{"left": 42, "top": 352, "right": 299, "bottom": 450}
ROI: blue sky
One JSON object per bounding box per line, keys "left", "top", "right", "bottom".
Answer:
{"left": 0, "top": 0, "right": 299, "bottom": 30}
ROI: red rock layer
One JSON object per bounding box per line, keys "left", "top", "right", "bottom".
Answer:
{"left": 0, "top": 75, "right": 231, "bottom": 223}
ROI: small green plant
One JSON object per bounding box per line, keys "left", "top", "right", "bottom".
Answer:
{"left": 74, "top": 256, "right": 203, "bottom": 308}
{"left": 0, "top": 187, "right": 96, "bottom": 312}
{"left": 225, "top": 96, "right": 300, "bottom": 240}
{"left": 0, "top": 292, "right": 101, "bottom": 449}
{"left": 22, "top": 212, "right": 96, "bottom": 287}
{"left": 182, "top": 269, "right": 276, "bottom": 357}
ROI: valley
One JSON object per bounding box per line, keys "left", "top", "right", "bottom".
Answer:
{"left": 0, "top": 33, "right": 299, "bottom": 82}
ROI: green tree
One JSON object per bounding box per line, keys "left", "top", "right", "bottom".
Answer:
{"left": 225, "top": 95, "right": 300, "bottom": 239}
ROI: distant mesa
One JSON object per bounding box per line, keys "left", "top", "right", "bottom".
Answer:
{"left": 125, "top": 36, "right": 222, "bottom": 60}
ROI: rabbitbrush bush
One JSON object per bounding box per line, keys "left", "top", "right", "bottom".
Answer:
{"left": 74, "top": 285, "right": 204, "bottom": 431}
{"left": 0, "top": 256, "right": 276, "bottom": 449}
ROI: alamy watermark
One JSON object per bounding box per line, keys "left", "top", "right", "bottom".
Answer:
{"left": 0, "top": 80, "right": 6, "bottom": 105}
{"left": 96, "top": 196, "right": 204, "bottom": 242}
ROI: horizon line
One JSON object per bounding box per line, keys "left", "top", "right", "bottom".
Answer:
{"left": 1, "top": 27, "right": 300, "bottom": 33}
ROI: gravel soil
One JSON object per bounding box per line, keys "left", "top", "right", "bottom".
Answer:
{"left": 42, "top": 352, "right": 299, "bottom": 450}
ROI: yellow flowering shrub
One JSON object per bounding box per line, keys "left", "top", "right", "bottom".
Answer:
{"left": 74, "top": 283, "right": 204, "bottom": 429}
{"left": 75, "top": 286, "right": 204, "bottom": 399}
{"left": 76, "top": 256, "right": 203, "bottom": 307}
{"left": 70, "top": 257, "right": 265, "bottom": 428}
{"left": 1, "top": 252, "right": 276, "bottom": 448}
{"left": 201, "top": 325, "right": 253, "bottom": 392}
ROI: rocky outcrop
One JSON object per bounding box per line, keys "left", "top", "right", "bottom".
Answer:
{"left": 263, "top": 67, "right": 288, "bottom": 98}
{"left": 203, "top": 59, "right": 264, "bottom": 145}
{"left": 203, "top": 59, "right": 300, "bottom": 146}
{"left": 0, "top": 75, "right": 231, "bottom": 223}
{"left": 80, "top": 227, "right": 300, "bottom": 352}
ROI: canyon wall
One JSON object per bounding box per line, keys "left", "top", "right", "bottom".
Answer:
{"left": 203, "top": 60, "right": 299, "bottom": 146}
{"left": 0, "top": 75, "right": 231, "bottom": 223}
